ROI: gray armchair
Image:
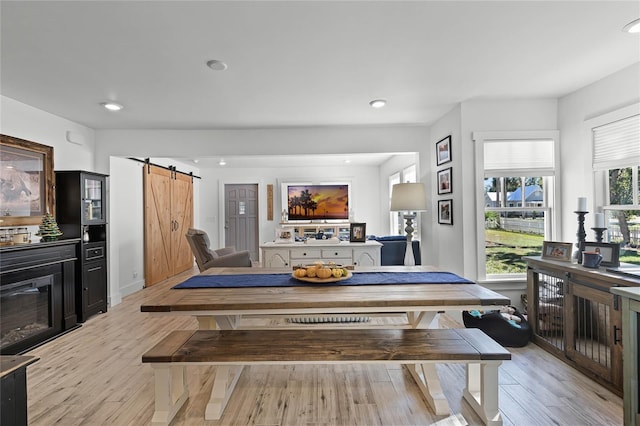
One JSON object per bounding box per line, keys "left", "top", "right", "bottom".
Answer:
{"left": 185, "top": 228, "right": 252, "bottom": 271}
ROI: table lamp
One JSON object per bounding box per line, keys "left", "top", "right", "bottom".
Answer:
{"left": 390, "top": 183, "right": 428, "bottom": 266}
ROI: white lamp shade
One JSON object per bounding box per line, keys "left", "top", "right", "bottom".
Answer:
{"left": 390, "top": 183, "right": 428, "bottom": 212}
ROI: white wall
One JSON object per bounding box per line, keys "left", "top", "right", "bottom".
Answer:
{"left": 197, "top": 164, "right": 383, "bottom": 251}
{"left": 426, "top": 105, "right": 462, "bottom": 273}
{"left": 558, "top": 62, "right": 640, "bottom": 243}
{"left": 1, "top": 96, "right": 95, "bottom": 170}
{"left": 108, "top": 157, "right": 145, "bottom": 302}
{"left": 95, "top": 127, "right": 427, "bottom": 160}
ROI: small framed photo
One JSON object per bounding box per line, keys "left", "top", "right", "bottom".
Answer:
{"left": 581, "top": 241, "right": 620, "bottom": 267}
{"left": 437, "top": 167, "right": 452, "bottom": 195}
{"left": 275, "top": 227, "right": 294, "bottom": 243}
{"left": 437, "top": 199, "right": 453, "bottom": 225}
{"left": 436, "top": 135, "right": 452, "bottom": 166}
{"left": 349, "top": 222, "right": 366, "bottom": 242}
{"left": 541, "top": 241, "right": 573, "bottom": 262}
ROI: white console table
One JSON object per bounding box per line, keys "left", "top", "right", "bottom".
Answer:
{"left": 260, "top": 240, "right": 382, "bottom": 267}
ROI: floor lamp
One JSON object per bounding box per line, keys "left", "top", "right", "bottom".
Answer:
{"left": 390, "top": 183, "right": 428, "bottom": 266}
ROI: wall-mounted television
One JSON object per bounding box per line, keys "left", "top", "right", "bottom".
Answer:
{"left": 286, "top": 184, "right": 349, "bottom": 221}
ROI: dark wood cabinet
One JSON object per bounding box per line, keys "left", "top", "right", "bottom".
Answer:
{"left": 0, "top": 240, "right": 79, "bottom": 354}
{"left": 55, "top": 171, "right": 108, "bottom": 322}
{"left": 81, "top": 242, "right": 107, "bottom": 321}
{"left": 525, "top": 256, "right": 640, "bottom": 395}
{"left": 1, "top": 356, "right": 38, "bottom": 426}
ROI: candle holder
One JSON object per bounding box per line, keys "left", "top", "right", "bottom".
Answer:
{"left": 591, "top": 227, "right": 607, "bottom": 243}
{"left": 575, "top": 211, "right": 588, "bottom": 263}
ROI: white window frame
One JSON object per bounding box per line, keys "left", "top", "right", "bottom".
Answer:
{"left": 389, "top": 172, "right": 401, "bottom": 234}
{"left": 388, "top": 164, "right": 420, "bottom": 237}
{"left": 588, "top": 103, "right": 640, "bottom": 213}
{"left": 473, "top": 130, "right": 561, "bottom": 282}
{"left": 402, "top": 165, "right": 416, "bottom": 183}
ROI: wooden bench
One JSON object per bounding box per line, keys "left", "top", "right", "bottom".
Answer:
{"left": 142, "top": 328, "right": 510, "bottom": 425}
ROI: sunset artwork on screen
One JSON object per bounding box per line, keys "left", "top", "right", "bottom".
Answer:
{"left": 287, "top": 185, "right": 349, "bottom": 220}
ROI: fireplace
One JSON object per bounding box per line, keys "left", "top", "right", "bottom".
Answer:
{"left": 1, "top": 274, "right": 56, "bottom": 351}
{"left": 0, "top": 240, "right": 77, "bottom": 355}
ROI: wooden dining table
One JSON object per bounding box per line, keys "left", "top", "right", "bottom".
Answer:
{"left": 141, "top": 265, "right": 509, "bottom": 328}
{"left": 140, "top": 265, "right": 511, "bottom": 421}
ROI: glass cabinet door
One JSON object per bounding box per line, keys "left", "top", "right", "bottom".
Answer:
{"left": 83, "top": 176, "right": 103, "bottom": 222}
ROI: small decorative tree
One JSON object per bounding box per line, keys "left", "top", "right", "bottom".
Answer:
{"left": 36, "top": 213, "right": 63, "bottom": 241}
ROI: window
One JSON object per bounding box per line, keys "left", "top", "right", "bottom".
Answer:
{"left": 591, "top": 106, "right": 640, "bottom": 264}
{"left": 388, "top": 164, "right": 420, "bottom": 237}
{"left": 474, "top": 131, "right": 559, "bottom": 281}
{"left": 389, "top": 172, "right": 401, "bottom": 234}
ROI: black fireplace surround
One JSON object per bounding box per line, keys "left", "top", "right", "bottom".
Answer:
{"left": 0, "top": 239, "right": 79, "bottom": 355}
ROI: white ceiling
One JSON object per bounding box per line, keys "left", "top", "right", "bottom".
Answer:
{"left": 1, "top": 1, "right": 639, "bottom": 166}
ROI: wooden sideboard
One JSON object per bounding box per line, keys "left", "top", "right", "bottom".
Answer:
{"left": 525, "top": 256, "right": 640, "bottom": 395}
{"left": 610, "top": 286, "right": 640, "bottom": 426}
{"left": 260, "top": 240, "right": 382, "bottom": 268}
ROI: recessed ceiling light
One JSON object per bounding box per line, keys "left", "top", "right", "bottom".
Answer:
{"left": 623, "top": 18, "right": 640, "bottom": 33}
{"left": 344, "top": 159, "right": 352, "bottom": 164}
{"left": 206, "top": 59, "right": 228, "bottom": 71}
{"left": 219, "top": 159, "right": 226, "bottom": 166}
{"left": 369, "top": 99, "right": 387, "bottom": 108}
{"left": 100, "top": 102, "right": 123, "bottom": 111}
{"left": 193, "top": 159, "right": 199, "bottom": 164}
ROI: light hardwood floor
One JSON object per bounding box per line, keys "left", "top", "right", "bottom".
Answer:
{"left": 25, "top": 267, "right": 623, "bottom": 425}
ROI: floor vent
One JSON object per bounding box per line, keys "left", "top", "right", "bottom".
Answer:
{"left": 287, "top": 316, "right": 371, "bottom": 324}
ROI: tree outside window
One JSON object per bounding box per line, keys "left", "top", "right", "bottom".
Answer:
{"left": 605, "top": 166, "right": 640, "bottom": 264}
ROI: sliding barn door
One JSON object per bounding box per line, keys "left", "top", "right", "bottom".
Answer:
{"left": 144, "top": 164, "right": 194, "bottom": 287}
{"left": 171, "top": 172, "right": 194, "bottom": 274}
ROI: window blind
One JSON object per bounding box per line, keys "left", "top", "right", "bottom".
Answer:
{"left": 593, "top": 114, "right": 640, "bottom": 170}
{"left": 483, "top": 139, "right": 555, "bottom": 177}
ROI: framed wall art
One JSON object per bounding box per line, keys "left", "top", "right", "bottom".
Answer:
{"left": 349, "top": 222, "right": 366, "bottom": 242}
{"left": 275, "top": 227, "right": 294, "bottom": 243}
{"left": 541, "top": 241, "right": 573, "bottom": 262}
{"left": 437, "top": 167, "right": 452, "bottom": 195}
{"left": 581, "top": 241, "right": 620, "bottom": 267}
{"left": 436, "top": 135, "right": 451, "bottom": 166}
{"left": 0, "top": 134, "right": 54, "bottom": 226}
{"left": 437, "top": 199, "right": 453, "bottom": 225}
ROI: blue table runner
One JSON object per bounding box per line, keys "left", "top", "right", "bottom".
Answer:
{"left": 173, "top": 271, "right": 473, "bottom": 289}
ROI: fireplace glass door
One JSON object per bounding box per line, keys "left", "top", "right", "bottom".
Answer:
{"left": 1, "top": 275, "right": 54, "bottom": 351}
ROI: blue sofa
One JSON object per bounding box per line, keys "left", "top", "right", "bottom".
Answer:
{"left": 369, "top": 236, "right": 421, "bottom": 266}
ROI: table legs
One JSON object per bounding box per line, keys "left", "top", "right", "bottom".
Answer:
{"left": 205, "top": 365, "right": 244, "bottom": 420}
{"left": 150, "top": 365, "right": 189, "bottom": 426}
{"left": 407, "top": 311, "right": 439, "bottom": 328}
{"left": 197, "top": 315, "right": 240, "bottom": 330}
{"left": 463, "top": 362, "right": 503, "bottom": 425}
{"left": 407, "top": 361, "right": 503, "bottom": 426}
{"left": 407, "top": 363, "right": 450, "bottom": 415}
